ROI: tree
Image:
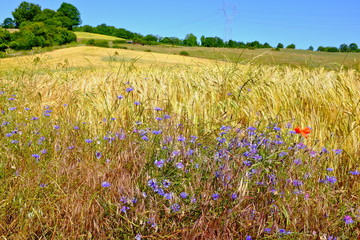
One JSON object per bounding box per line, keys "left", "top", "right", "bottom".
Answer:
{"left": 349, "top": 43, "right": 358, "bottom": 52}
{"left": 308, "top": 46, "right": 314, "bottom": 51}
{"left": 226, "top": 39, "right": 237, "bottom": 48}
{"left": 286, "top": 44, "right": 296, "bottom": 49}
{"left": 2, "top": 18, "right": 15, "bottom": 28}
{"left": 263, "top": 42, "right": 272, "bottom": 48}
{"left": 57, "top": 2, "right": 81, "bottom": 29}
{"left": 183, "top": 33, "right": 198, "bottom": 46}
{"left": 339, "top": 43, "right": 349, "bottom": 52}
{"left": 276, "top": 43, "right": 283, "bottom": 48}
{"left": 12, "top": 1, "right": 42, "bottom": 27}
{"left": 0, "top": 28, "right": 11, "bottom": 44}
{"left": 33, "top": 9, "right": 56, "bottom": 22}
{"left": 144, "top": 34, "right": 158, "bottom": 42}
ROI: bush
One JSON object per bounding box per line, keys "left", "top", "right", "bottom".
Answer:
{"left": 113, "top": 39, "right": 126, "bottom": 44}
{"left": 86, "top": 39, "right": 109, "bottom": 48}
{"left": 286, "top": 44, "right": 296, "bottom": 49}
{"left": 112, "top": 45, "right": 127, "bottom": 49}
{"left": 0, "top": 43, "right": 8, "bottom": 51}
{"left": 179, "top": 51, "right": 189, "bottom": 56}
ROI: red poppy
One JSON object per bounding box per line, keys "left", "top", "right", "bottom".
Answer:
{"left": 294, "top": 127, "right": 311, "bottom": 138}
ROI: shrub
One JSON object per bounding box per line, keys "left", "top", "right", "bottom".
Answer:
{"left": 86, "top": 39, "right": 109, "bottom": 48}
{"left": 113, "top": 39, "right": 126, "bottom": 44}
{"left": 179, "top": 51, "right": 189, "bottom": 56}
{"left": 112, "top": 45, "right": 127, "bottom": 49}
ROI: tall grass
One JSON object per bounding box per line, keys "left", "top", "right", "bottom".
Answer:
{"left": 0, "top": 57, "right": 359, "bottom": 239}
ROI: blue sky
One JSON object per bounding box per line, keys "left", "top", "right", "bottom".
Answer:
{"left": 1, "top": 0, "right": 359, "bottom": 49}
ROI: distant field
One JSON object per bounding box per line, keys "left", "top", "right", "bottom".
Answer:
{"left": 74, "top": 31, "right": 125, "bottom": 41}
{"left": 2, "top": 28, "right": 19, "bottom": 33}
{"left": 120, "top": 44, "right": 360, "bottom": 70}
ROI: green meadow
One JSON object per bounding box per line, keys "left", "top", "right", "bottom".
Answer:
{"left": 0, "top": 33, "right": 359, "bottom": 239}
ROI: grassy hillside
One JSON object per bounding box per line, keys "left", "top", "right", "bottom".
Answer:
{"left": 74, "top": 31, "right": 126, "bottom": 41}
{"left": 0, "top": 47, "right": 359, "bottom": 238}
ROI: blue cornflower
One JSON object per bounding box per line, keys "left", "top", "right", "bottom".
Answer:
{"left": 152, "top": 130, "right": 162, "bottom": 135}
{"left": 212, "top": 193, "right": 220, "bottom": 200}
{"left": 154, "top": 159, "right": 164, "bottom": 168}
{"left": 325, "top": 176, "right": 337, "bottom": 184}
{"left": 350, "top": 170, "right": 360, "bottom": 175}
{"left": 321, "top": 147, "right": 328, "bottom": 153}
{"left": 134, "top": 101, "right": 141, "bottom": 105}
{"left": 154, "top": 107, "right": 163, "bottom": 111}
{"left": 164, "top": 193, "right": 172, "bottom": 200}
{"left": 293, "top": 159, "right": 302, "bottom": 165}
{"left": 68, "top": 146, "right": 75, "bottom": 150}
{"left": 85, "top": 139, "right": 93, "bottom": 143}
{"left": 279, "top": 229, "right": 291, "bottom": 234}
{"left": 120, "top": 206, "right": 129, "bottom": 213}
{"left": 245, "top": 236, "right": 252, "bottom": 240}
{"left": 171, "top": 203, "right": 181, "bottom": 212}
{"left": 177, "top": 135, "right": 186, "bottom": 142}
{"left": 148, "top": 179, "right": 157, "bottom": 189}
{"left": 101, "top": 181, "right": 111, "bottom": 188}
{"left": 243, "top": 160, "right": 252, "bottom": 166}
{"left": 9, "top": 107, "right": 16, "bottom": 111}
{"left": 156, "top": 188, "right": 165, "bottom": 196}
{"left": 264, "top": 228, "right": 271, "bottom": 233}
{"left": 231, "top": 193, "right": 238, "bottom": 199}
{"left": 141, "top": 135, "right": 149, "bottom": 141}
{"left": 180, "top": 192, "right": 188, "bottom": 198}
{"left": 163, "top": 114, "right": 171, "bottom": 119}
{"left": 343, "top": 215, "right": 354, "bottom": 224}
{"left": 54, "top": 125, "right": 60, "bottom": 129}
{"left": 327, "top": 168, "right": 334, "bottom": 172}
{"left": 117, "top": 95, "right": 123, "bottom": 99}
{"left": 147, "top": 218, "right": 157, "bottom": 228}
{"left": 40, "top": 149, "right": 47, "bottom": 154}
{"left": 126, "top": 87, "right": 134, "bottom": 92}
{"left": 333, "top": 149, "right": 342, "bottom": 155}
{"left": 32, "top": 154, "right": 40, "bottom": 159}
{"left": 279, "top": 151, "right": 288, "bottom": 157}
{"left": 96, "top": 151, "right": 102, "bottom": 159}
{"left": 292, "top": 180, "right": 303, "bottom": 187}
{"left": 175, "top": 162, "right": 184, "bottom": 169}
{"left": 74, "top": 125, "right": 79, "bottom": 130}
{"left": 163, "top": 179, "right": 171, "bottom": 188}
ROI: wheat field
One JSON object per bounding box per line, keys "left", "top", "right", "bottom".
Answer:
{"left": 0, "top": 46, "right": 359, "bottom": 239}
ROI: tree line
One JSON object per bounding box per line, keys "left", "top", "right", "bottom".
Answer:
{"left": 0, "top": 1, "right": 80, "bottom": 51}
{"left": 315, "top": 43, "right": 359, "bottom": 52}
